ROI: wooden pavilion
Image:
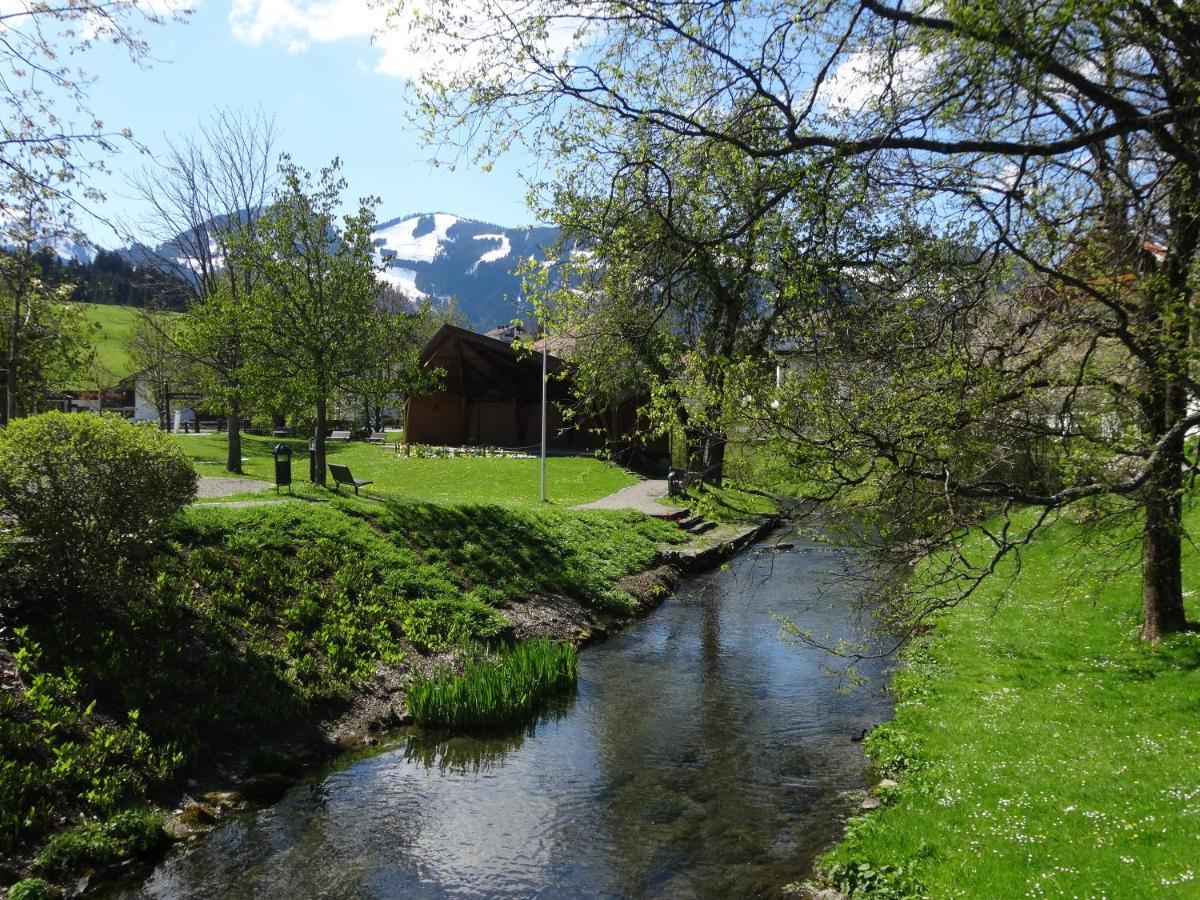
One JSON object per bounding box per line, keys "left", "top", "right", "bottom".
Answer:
{"left": 404, "top": 324, "right": 666, "bottom": 456}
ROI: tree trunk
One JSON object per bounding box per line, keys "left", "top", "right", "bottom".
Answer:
{"left": 1140, "top": 166, "right": 1200, "bottom": 642}
{"left": 313, "top": 395, "right": 327, "bottom": 486}
{"left": 5, "top": 291, "right": 20, "bottom": 425}
{"left": 704, "top": 433, "right": 727, "bottom": 487}
{"left": 1140, "top": 388, "right": 1188, "bottom": 642}
{"left": 226, "top": 399, "right": 242, "bottom": 474}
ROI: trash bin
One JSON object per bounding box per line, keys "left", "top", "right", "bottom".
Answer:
{"left": 273, "top": 443, "right": 292, "bottom": 491}
{"left": 667, "top": 469, "right": 683, "bottom": 498}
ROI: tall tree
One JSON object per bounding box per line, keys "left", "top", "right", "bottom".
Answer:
{"left": 399, "top": 0, "right": 1200, "bottom": 640}
{"left": 126, "top": 305, "right": 197, "bottom": 429}
{"left": 1, "top": 189, "right": 96, "bottom": 423}
{"left": 131, "top": 110, "right": 278, "bottom": 473}
{"left": 531, "top": 125, "right": 855, "bottom": 484}
{"left": 340, "top": 301, "right": 437, "bottom": 433}
{"left": 0, "top": 0, "right": 182, "bottom": 214}
{"left": 232, "top": 157, "right": 388, "bottom": 487}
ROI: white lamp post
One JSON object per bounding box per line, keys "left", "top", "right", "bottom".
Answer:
{"left": 540, "top": 327, "right": 548, "bottom": 503}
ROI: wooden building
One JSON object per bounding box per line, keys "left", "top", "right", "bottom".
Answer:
{"left": 404, "top": 324, "right": 667, "bottom": 457}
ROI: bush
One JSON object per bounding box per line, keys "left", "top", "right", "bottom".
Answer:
{"left": 32, "top": 809, "right": 166, "bottom": 877}
{"left": 0, "top": 412, "right": 196, "bottom": 596}
{"left": 8, "top": 877, "right": 58, "bottom": 900}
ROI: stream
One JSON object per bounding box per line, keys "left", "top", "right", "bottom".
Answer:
{"left": 112, "top": 528, "right": 892, "bottom": 899}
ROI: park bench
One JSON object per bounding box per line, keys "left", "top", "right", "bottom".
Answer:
{"left": 328, "top": 463, "right": 373, "bottom": 495}
{"left": 329, "top": 430, "right": 352, "bottom": 441}
{"left": 367, "top": 431, "right": 388, "bottom": 444}
{"left": 271, "top": 427, "right": 293, "bottom": 437}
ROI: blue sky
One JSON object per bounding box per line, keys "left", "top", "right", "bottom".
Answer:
{"left": 78, "top": 0, "right": 542, "bottom": 246}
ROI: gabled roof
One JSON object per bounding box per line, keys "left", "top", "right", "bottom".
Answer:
{"left": 418, "top": 323, "right": 565, "bottom": 371}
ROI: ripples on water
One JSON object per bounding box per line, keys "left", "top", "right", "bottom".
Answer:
{"left": 113, "top": 531, "right": 893, "bottom": 899}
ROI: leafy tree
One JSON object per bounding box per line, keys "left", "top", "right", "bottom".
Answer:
{"left": 400, "top": 0, "right": 1200, "bottom": 641}
{"left": 340, "top": 303, "right": 437, "bottom": 432}
{"left": 131, "top": 110, "right": 279, "bottom": 472}
{"left": 0, "top": 0, "right": 181, "bottom": 211}
{"left": 232, "top": 157, "right": 391, "bottom": 486}
{"left": 126, "top": 306, "right": 198, "bottom": 429}
{"left": 1, "top": 196, "right": 97, "bottom": 423}
{"left": 529, "top": 124, "right": 856, "bottom": 484}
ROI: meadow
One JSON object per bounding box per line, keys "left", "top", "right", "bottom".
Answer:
{"left": 822, "top": 504, "right": 1200, "bottom": 898}
{"left": 74, "top": 302, "right": 177, "bottom": 386}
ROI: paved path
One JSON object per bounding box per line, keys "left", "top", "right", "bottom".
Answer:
{"left": 196, "top": 476, "right": 275, "bottom": 498}
{"left": 574, "top": 479, "right": 687, "bottom": 517}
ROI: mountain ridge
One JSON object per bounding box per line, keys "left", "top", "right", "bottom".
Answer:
{"left": 38, "top": 212, "right": 561, "bottom": 330}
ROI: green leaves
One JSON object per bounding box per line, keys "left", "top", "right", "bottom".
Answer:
{"left": 407, "top": 639, "right": 578, "bottom": 730}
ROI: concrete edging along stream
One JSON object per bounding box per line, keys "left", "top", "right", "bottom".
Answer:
{"left": 657, "top": 515, "right": 782, "bottom": 572}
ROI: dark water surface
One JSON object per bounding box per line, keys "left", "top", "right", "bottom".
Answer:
{"left": 114, "top": 530, "right": 892, "bottom": 899}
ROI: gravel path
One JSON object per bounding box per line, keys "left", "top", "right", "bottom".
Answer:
{"left": 196, "top": 476, "right": 275, "bottom": 498}
{"left": 573, "top": 479, "right": 687, "bottom": 516}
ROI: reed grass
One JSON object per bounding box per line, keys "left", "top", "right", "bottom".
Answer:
{"left": 407, "top": 638, "right": 579, "bottom": 730}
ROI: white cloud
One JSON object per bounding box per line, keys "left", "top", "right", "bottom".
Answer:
{"left": 228, "top": 0, "right": 580, "bottom": 81}
{"left": 229, "top": 0, "right": 379, "bottom": 53}
{"left": 820, "top": 46, "right": 935, "bottom": 114}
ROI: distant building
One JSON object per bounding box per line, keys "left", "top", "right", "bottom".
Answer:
{"left": 404, "top": 324, "right": 667, "bottom": 458}
{"left": 65, "top": 371, "right": 196, "bottom": 428}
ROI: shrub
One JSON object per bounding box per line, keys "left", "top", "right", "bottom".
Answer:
{"left": 0, "top": 412, "right": 196, "bottom": 597}
{"left": 8, "top": 877, "right": 58, "bottom": 900}
{"left": 33, "top": 809, "right": 166, "bottom": 877}
{"left": 407, "top": 638, "right": 578, "bottom": 730}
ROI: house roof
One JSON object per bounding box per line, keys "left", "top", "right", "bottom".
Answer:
{"left": 418, "top": 323, "right": 565, "bottom": 370}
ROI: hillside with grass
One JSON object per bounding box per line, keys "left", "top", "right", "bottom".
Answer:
{"left": 74, "top": 302, "right": 178, "bottom": 385}
{"left": 0, "top": 495, "right": 684, "bottom": 885}
{"left": 819, "top": 504, "right": 1200, "bottom": 898}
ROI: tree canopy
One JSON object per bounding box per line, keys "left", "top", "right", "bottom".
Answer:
{"left": 399, "top": 0, "right": 1200, "bottom": 641}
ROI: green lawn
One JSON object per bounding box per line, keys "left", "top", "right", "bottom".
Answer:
{"left": 74, "top": 302, "right": 178, "bottom": 386}
{"left": 174, "top": 432, "right": 638, "bottom": 506}
{"left": 822, "top": 505, "right": 1200, "bottom": 898}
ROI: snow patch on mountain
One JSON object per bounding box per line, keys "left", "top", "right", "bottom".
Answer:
{"left": 374, "top": 213, "right": 460, "bottom": 263}
{"left": 467, "top": 233, "right": 511, "bottom": 274}
{"left": 44, "top": 236, "right": 97, "bottom": 266}
{"left": 378, "top": 265, "right": 427, "bottom": 299}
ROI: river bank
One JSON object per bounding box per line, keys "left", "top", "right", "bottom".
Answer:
{"left": 816, "top": 505, "right": 1200, "bottom": 898}
{"left": 103, "top": 523, "right": 890, "bottom": 900}
{"left": 0, "top": 496, "right": 777, "bottom": 896}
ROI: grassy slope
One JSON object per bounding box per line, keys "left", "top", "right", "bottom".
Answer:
{"left": 1, "top": 499, "right": 682, "bottom": 872}
{"left": 823, "top": 505, "right": 1200, "bottom": 898}
{"left": 175, "top": 432, "right": 639, "bottom": 506}
{"left": 74, "top": 303, "right": 178, "bottom": 385}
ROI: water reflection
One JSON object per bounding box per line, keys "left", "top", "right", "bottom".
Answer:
{"left": 111, "top": 529, "right": 892, "bottom": 900}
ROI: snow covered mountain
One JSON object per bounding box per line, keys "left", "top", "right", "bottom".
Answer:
{"left": 34, "top": 211, "right": 560, "bottom": 330}
{"left": 372, "top": 213, "right": 559, "bottom": 329}
{"left": 36, "top": 235, "right": 97, "bottom": 266}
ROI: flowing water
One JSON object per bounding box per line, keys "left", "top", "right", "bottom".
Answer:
{"left": 113, "top": 529, "right": 892, "bottom": 899}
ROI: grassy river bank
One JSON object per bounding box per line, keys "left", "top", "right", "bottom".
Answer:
{"left": 0, "top": 494, "right": 691, "bottom": 895}
{"left": 817, "top": 505, "right": 1200, "bottom": 899}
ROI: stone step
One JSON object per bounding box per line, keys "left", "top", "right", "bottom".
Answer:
{"left": 688, "top": 519, "right": 718, "bottom": 536}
